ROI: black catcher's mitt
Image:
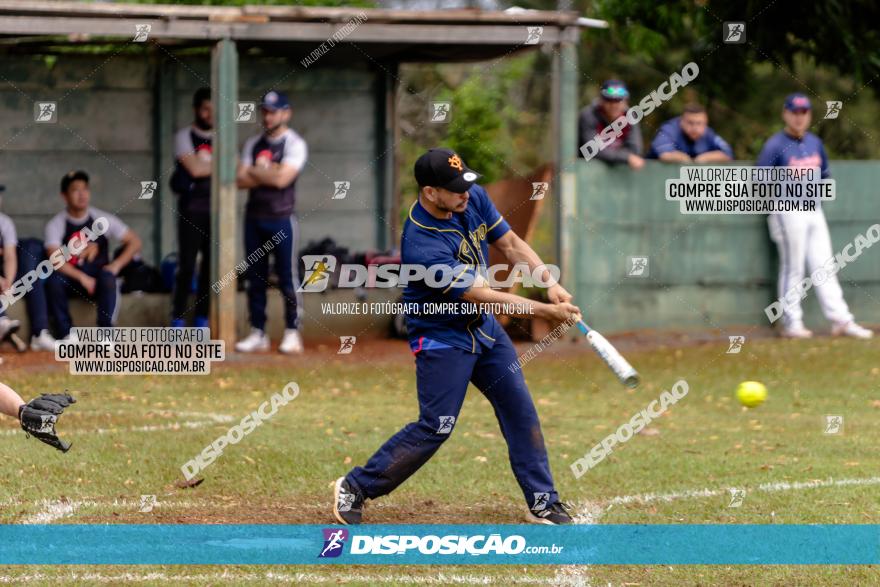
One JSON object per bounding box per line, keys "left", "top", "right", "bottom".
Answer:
{"left": 18, "top": 393, "right": 77, "bottom": 452}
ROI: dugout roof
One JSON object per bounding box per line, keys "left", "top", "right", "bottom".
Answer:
{"left": 0, "top": 1, "right": 602, "bottom": 61}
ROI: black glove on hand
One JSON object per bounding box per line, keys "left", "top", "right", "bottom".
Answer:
{"left": 19, "top": 393, "right": 77, "bottom": 452}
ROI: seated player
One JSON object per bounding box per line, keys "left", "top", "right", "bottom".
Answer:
{"left": 0, "top": 186, "right": 57, "bottom": 349}
{"left": 44, "top": 170, "right": 142, "bottom": 338}
{"left": 0, "top": 188, "right": 22, "bottom": 343}
{"left": 0, "top": 381, "right": 76, "bottom": 452}
{"left": 647, "top": 103, "right": 734, "bottom": 163}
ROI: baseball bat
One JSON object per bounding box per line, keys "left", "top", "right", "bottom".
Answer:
{"left": 575, "top": 320, "right": 640, "bottom": 389}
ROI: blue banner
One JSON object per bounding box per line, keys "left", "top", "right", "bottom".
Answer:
{"left": 0, "top": 524, "right": 877, "bottom": 565}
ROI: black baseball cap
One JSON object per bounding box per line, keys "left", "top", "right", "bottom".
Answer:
{"left": 414, "top": 148, "right": 481, "bottom": 193}
{"left": 61, "top": 170, "right": 89, "bottom": 193}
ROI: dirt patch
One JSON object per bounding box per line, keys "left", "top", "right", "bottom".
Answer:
{"left": 71, "top": 496, "right": 525, "bottom": 525}
{"left": 0, "top": 348, "right": 68, "bottom": 372}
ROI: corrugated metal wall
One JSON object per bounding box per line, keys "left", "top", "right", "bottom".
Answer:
{"left": 0, "top": 52, "right": 383, "bottom": 264}
{"left": 573, "top": 161, "right": 880, "bottom": 332}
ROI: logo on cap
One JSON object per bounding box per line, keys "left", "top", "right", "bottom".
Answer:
{"left": 448, "top": 154, "right": 463, "bottom": 171}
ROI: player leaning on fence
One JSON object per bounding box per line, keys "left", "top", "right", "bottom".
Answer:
{"left": 333, "top": 148, "right": 582, "bottom": 526}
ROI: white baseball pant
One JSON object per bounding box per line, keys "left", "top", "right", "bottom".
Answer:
{"left": 767, "top": 210, "right": 854, "bottom": 328}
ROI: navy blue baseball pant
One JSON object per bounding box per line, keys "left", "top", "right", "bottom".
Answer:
{"left": 15, "top": 238, "right": 51, "bottom": 335}
{"left": 346, "top": 328, "right": 558, "bottom": 507}
{"left": 243, "top": 215, "right": 301, "bottom": 331}
{"left": 45, "top": 264, "right": 119, "bottom": 336}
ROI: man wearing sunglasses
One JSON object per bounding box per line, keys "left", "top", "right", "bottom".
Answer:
{"left": 577, "top": 79, "right": 645, "bottom": 170}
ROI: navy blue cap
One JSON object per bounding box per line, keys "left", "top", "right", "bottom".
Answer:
{"left": 260, "top": 90, "right": 290, "bottom": 111}
{"left": 784, "top": 93, "right": 811, "bottom": 111}
{"left": 600, "top": 80, "right": 629, "bottom": 101}
{"left": 414, "top": 148, "right": 481, "bottom": 193}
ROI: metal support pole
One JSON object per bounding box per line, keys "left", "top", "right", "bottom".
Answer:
{"left": 555, "top": 34, "right": 579, "bottom": 304}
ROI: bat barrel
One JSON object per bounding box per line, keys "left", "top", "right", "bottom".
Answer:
{"left": 622, "top": 373, "right": 640, "bottom": 389}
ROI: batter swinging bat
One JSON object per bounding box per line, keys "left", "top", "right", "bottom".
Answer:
{"left": 575, "top": 320, "right": 640, "bottom": 389}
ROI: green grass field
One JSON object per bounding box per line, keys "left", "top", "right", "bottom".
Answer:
{"left": 1, "top": 332, "right": 879, "bottom": 585}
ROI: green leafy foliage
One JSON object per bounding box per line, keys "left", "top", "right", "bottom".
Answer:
{"left": 514, "top": 0, "right": 880, "bottom": 159}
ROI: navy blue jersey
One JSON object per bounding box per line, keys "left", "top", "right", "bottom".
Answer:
{"left": 756, "top": 130, "right": 830, "bottom": 178}
{"left": 647, "top": 117, "right": 733, "bottom": 159}
{"left": 170, "top": 127, "right": 212, "bottom": 216}
{"left": 241, "top": 128, "right": 307, "bottom": 220}
{"left": 63, "top": 214, "right": 110, "bottom": 269}
{"left": 401, "top": 184, "right": 511, "bottom": 353}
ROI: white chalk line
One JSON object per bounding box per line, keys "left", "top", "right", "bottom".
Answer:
{"left": 554, "top": 499, "right": 603, "bottom": 587}
{"left": 0, "top": 410, "right": 234, "bottom": 437}
{"left": 4, "top": 476, "right": 875, "bottom": 518}
{"left": 604, "top": 475, "right": 880, "bottom": 507}
{"left": 19, "top": 499, "right": 81, "bottom": 525}
{"left": 0, "top": 571, "right": 551, "bottom": 584}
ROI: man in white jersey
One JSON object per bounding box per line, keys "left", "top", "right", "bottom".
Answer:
{"left": 235, "top": 91, "right": 307, "bottom": 355}
{"left": 169, "top": 87, "right": 213, "bottom": 329}
{"left": 43, "top": 171, "right": 142, "bottom": 339}
{"left": 757, "top": 94, "right": 872, "bottom": 338}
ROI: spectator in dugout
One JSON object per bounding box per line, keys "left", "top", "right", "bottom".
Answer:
{"left": 234, "top": 90, "right": 307, "bottom": 355}
{"left": 0, "top": 185, "right": 58, "bottom": 351}
{"left": 169, "top": 87, "right": 213, "bottom": 329}
{"left": 43, "top": 170, "right": 142, "bottom": 340}
{"left": 578, "top": 79, "right": 645, "bottom": 169}
{"left": 648, "top": 103, "right": 734, "bottom": 163}
{"left": 0, "top": 185, "right": 21, "bottom": 342}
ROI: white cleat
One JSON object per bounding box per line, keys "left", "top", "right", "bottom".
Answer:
{"left": 235, "top": 328, "right": 270, "bottom": 353}
{"left": 831, "top": 321, "right": 874, "bottom": 339}
{"left": 30, "top": 329, "right": 57, "bottom": 351}
{"left": 780, "top": 324, "right": 813, "bottom": 339}
{"left": 0, "top": 316, "right": 21, "bottom": 341}
{"left": 278, "top": 328, "right": 304, "bottom": 355}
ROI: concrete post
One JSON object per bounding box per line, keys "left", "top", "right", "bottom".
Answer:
{"left": 210, "top": 38, "right": 238, "bottom": 346}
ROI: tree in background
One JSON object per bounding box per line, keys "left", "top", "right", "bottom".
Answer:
{"left": 521, "top": 0, "right": 880, "bottom": 159}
